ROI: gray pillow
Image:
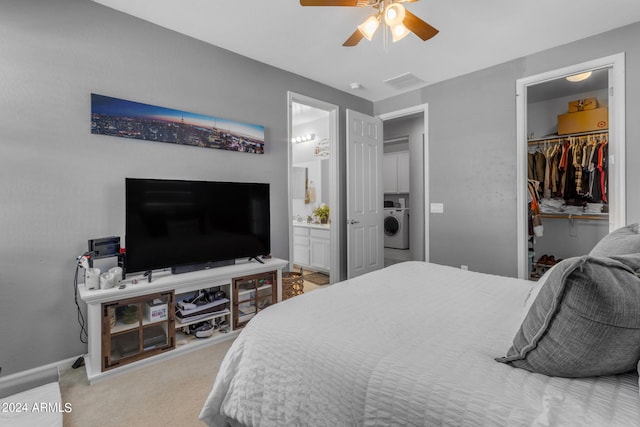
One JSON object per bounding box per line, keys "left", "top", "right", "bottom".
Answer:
{"left": 497, "top": 254, "right": 640, "bottom": 377}
{"left": 589, "top": 223, "right": 640, "bottom": 257}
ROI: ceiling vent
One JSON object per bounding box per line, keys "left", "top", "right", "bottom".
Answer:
{"left": 383, "top": 72, "right": 425, "bottom": 90}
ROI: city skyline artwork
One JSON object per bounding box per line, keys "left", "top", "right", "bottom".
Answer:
{"left": 91, "top": 94, "right": 265, "bottom": 154}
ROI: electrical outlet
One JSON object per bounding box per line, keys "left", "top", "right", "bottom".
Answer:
{"left": 461, "top": 265, "right": 468, "bottom": 271}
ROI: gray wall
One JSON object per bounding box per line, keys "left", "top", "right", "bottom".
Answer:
{"left": 0, "top": 0, "right": 371, "bottom": 376}
{"left": 3, "top": 0, "right": 638, "bottom": 376}
{"left": 375, "top": 22, "right": 640, "bottom": 277}
{"left": 528, "top": 88, "right": 608, "bottom": 138}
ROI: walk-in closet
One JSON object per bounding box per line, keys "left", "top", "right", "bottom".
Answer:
{"left": 526, "top": 68, "right": 610, "bottom": 280}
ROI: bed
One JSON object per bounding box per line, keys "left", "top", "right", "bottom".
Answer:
{"left": 0, "top": 367, "right": 62, "bottom": 427}
{"left": 200, "top": 232, "right": 640, "bottom": 426}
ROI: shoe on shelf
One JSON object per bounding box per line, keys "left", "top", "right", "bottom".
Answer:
{"left": 537, "top": 254, "right": 549, "bottom": 265}
{"left": 546, "top": 255, "right": 556, "bottom": 265}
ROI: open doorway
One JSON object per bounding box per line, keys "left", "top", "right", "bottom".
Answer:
{"left": 287, "top": 92, "right": 339, "bottom": 288}
{"left": 516, "top": 54, "right": 626, "bottom": 279}
{"left": 379, "top": 104, "right": 429, "bottom": 266}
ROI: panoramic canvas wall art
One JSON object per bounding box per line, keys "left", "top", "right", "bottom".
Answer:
{"left": 91, "top": 94, "right": 265, "bottom": 154}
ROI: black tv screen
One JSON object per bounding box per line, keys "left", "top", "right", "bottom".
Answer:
{"left": 125, "top": 178, "right": 270, "bottom": 274}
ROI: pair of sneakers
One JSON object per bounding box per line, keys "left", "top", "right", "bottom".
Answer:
{"left": 537, "top": 254, "right": 558, "bottom": 265}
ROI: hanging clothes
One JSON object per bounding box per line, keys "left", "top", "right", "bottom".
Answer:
{"left": 597, "top": 139, "right": 608, "bottom": 203}
{"left": 550, "top": 146, "right": 560, "bottom": 195}
{"left": 563, "top": 143, "right": 576, "bottom": 199}
{"left": 528, "top": 180, "right": 543, "bottom": 237}
{"left": 572, "top": 138, "right": 585, "bottom": 195}
{"left": 544, "top": 144, "right": 559, "bottom": 199}
{"left": 534, "top": 150, "right": 546, "bottom": 186}
{"left": 528, "top": 152, "right": 535, "bottom": 180}
{"left": 558, "top": 142, "right": 570, "bottom": 199}
{"left": 528, "top": 132, "right": 608, "bottom": 207}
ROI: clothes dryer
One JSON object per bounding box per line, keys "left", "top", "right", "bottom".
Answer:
{"left": 384, "top": 208, "right": 409, "bottom": 249}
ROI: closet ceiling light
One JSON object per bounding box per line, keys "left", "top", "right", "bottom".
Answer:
{"left": 566, "top": 71, "right": 592, "bottom": 82}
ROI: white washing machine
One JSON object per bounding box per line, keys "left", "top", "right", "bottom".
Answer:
{"left": 384, "top": 208, "right": 409, "bottom": 249}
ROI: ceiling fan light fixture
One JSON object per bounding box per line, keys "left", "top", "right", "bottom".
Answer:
{"left": 566, "top": 71, "right": 592, "bottom": 82}
{"left": 390, "top": 23, "right": 410, "bottom": 42}
{"left": 302, "top": 0, "right": 438, "bottom": 47}
{"left": 384, "top": 3, "right": 405, "bottom": 27}
{"left": 358, "top": 14, "right": 380, "bottom": 41}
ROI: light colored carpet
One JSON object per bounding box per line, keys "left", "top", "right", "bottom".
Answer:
{"left": 60, "top": 338, "right": 234, "bottom": 426}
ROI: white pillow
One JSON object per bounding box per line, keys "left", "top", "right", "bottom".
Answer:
{"left": 589, "top": 223, "right": 640, "bottom": 257}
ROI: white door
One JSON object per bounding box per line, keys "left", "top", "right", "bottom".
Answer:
{"left": 346, "top": 109, "right": 384, "bottom": 278}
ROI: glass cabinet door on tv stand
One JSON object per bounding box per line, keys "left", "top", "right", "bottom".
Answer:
{"left": 232, "top": 271, "right": 277, "bottom": 329}
{"left": 101, "top": 291, "right": 175, "bottom": 371}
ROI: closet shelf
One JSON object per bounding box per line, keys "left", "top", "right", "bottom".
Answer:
{"left": 540, "top": 213, "right": 608, "bottom": 221}
{"left": 528, "top": 130, "right": 608, "bottom": 145}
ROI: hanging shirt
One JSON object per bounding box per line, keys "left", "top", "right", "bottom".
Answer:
{"left": 534, "top": 151, "right": 546, "bottom": 186}
{"left": 551, "top": 146, "right": 560, "bottom": 195}
{"left": 527, "top": 152, "right": 535, "bottom": 180}
{"left": 597, "top": 142, "right": 608, "bottom": 203}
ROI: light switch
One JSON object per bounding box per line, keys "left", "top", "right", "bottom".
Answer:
{"left": 430, "top": 203, "right": 444, "bottom": 213}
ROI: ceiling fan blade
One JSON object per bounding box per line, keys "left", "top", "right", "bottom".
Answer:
{"left": 403, "top": 9, "right": 439, "bottom": 41}
{"left": 300, "top": 0, "right": 362, "bottom": 6}
{"left": 343, "top": 29, "right": 364, "bottom": 46}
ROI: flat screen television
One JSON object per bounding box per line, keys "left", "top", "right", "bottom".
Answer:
{"left": 125, "top": 178, "right": 270, "bottom": 274}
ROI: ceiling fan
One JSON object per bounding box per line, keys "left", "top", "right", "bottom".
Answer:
{"left": 299, "top": 0, "right": 439, "bottom": 46}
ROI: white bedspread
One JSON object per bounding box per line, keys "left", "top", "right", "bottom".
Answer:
{"left": 0, "top": 382, "right": 63, "bottom": 427}
{"left": 200, "top": 261, "right": 640, "bottom": 426}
